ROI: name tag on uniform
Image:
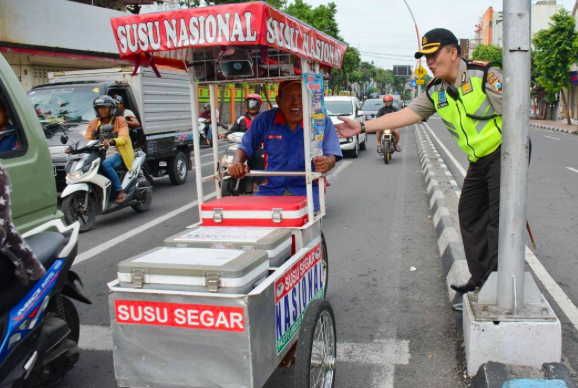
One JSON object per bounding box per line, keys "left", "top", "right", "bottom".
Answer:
{"left": 437, "top": 90, "right": 449, "bottom": 109}
{"left": 462, "top": 80, "right": 473, "bottom": 95}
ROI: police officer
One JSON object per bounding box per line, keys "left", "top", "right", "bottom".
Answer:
{"left": 336, "top": 28, "right": 504, "bottom": 300}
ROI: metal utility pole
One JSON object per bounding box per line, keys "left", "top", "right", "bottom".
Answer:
{"left": 497, "top": 0, "right": 531, "bottom": 310}
{"left": 402, "top": 0, "right": 422, "bottom": 95}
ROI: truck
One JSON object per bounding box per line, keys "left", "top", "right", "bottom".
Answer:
{"left": 27, "top": 67, "right": 197, "bottom": 191}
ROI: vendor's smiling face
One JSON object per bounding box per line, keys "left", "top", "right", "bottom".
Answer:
{"left": 277, "top": 83, "right": 302, "bottom": 129}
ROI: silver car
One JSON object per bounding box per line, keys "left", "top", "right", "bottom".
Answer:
{"left": 362, "top": 99, "right": 384, "bottom": 120}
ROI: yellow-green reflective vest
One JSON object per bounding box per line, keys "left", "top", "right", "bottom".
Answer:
{"left": 427, "top": 63, "right": 502, "bottom": 162}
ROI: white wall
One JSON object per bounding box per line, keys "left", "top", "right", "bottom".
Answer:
{"left": 0, "top": 0, "right": 126, "bottom": 55}
{"left": 532, "top": 2, "right": 563, "bottom": 37}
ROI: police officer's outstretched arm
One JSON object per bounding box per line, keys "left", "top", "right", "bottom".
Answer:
{"left": 335, "top": 108, "right": 423, "bottom": 139}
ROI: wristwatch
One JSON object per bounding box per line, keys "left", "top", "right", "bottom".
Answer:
{"left": 360, "top": 122, "right": 366, "bottom": 134}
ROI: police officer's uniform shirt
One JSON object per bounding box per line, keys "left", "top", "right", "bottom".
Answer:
{"left": 408, "top": 59, "right": 503, "bottom": 120}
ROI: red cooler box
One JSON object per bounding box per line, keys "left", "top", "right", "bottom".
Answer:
{"left": 201, "top": 196, "right": 309, "bottom": 227}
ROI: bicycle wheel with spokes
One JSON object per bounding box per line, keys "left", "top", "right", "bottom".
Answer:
{"left": 294, "top": 299, "right": 337, "bottom": 388}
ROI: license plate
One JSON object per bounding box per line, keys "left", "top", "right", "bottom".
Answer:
{"left": 53, "top": 165, "right": 57, "bottom": 176}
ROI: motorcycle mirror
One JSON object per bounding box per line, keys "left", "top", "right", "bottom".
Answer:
{"left": 101, "top": 124, "right": 114, "bottom": 133}
{"left": 60, "top": 135, "right": 69, "bottom": 145}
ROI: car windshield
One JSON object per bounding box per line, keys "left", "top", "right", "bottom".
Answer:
{"left": 42, "top": 122, "right": 90, "bottom": 147}
{"left": 28, "top": 85, "right": 99, "bottom": 124}
{"left": 325, "top": 101, "right": 353, "bottom": 116}
{"left": 363, "top": 100, "right": 384, "bottom": 111}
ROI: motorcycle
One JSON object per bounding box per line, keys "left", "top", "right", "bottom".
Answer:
{"left": 220, "top": 132, "right": 265, "bottom": 196}
{"left": 0, "top": 219, "right": 91, "bottom": 388}
{"left": 381, "top": 129, "right": 396, "bottom": 165}
{"left": 198, "top": 118, "right": 212, "bottom": 147}
{"left": 60, "top": 124, "right": 152, "bottom": 232}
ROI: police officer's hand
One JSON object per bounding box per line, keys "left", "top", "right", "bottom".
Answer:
{"left": 228, "top": 163, "right": 250, "bottom": 179}
{"left": 335, "top": 116, "right": 362, "bottom": 139}
{"left": 313, "top": 156, "right": 333, "bottom": 174}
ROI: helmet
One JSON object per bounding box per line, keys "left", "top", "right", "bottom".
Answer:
{"left": 113, "top": 95, "right": 124, "bottom": 105}
{"left": 202, "top": 103, "right": 211, "bottom": 111}
{"left": 246, "top": 93, "right": 263, "bottom": 112}
{"left": 93, "top": 95, "right": 118, "bottom": 117}
{"left": 383, "top": 95, "right": 394, "bottom": 102}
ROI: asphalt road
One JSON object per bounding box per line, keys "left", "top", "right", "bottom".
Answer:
{"left": 425, "top": 116, "right": 578, "bottom": 372}
{"left": 59, "top": 133, "right": 464, "bottom": 388}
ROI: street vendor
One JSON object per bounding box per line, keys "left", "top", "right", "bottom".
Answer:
{"left": 227, "top": 80, "right": 343, "bottom": 211}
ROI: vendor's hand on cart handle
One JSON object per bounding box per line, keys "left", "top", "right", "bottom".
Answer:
{"left": 335, "top": 116, "right": 362, "bottom": 139}
{"left": 313, "top": 156, "right": 333, "bottom": 174}
{"left": 228, "top": 163, "right": 250, "bottom": 179}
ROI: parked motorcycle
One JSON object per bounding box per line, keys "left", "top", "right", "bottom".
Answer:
{"left": 60, "top": 124, "right": 152, "bottom": 232}
{"left": 0, "top": 219, "right": 90, "bottom": 388}
{"left": 381, "top": 129, "right": 396, "bottom": 164}
{"left": 220, "top": 132, "right": 265, "bottom": 196}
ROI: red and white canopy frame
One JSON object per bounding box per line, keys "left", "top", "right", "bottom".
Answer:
{"left": 110, "top": 2, "right": 348, "bottom": 70}
{"left": 109, "top": 2, "right": 344, "bottom": 225}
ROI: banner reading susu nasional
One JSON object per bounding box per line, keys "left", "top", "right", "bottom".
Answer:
{"left": 110, "top": 2, "right": 348, "bottom": 69}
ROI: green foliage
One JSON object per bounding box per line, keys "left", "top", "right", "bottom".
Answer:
{"left": 533, "top": 9, "right": 577, "bottom": 97}
{"left": 471, "top": 44, "right": 503, "bottom": 63}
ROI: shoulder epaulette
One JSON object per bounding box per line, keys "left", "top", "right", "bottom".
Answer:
{"left": 468, "top": 59, "right": 492, "bottom": 67}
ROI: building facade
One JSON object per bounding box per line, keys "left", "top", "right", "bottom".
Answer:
{"left": 0, "top": 0, "right": 159, "bottom": 91}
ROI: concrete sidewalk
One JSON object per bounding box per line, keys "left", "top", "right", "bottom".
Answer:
{"left": 530, "top": 119, "right": 578, "bottom": 135}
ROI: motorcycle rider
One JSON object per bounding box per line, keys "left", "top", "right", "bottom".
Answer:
{"left": 376, "top": 95, "right": 400, "bottom": 155}
{"left": 85, "top": 96, "right": 134, "bottom": 204}
{"left": 219, "top": 94, "right": 262, "bottom": 140}
{"left": 113, "top": 95, "right": 140, "bottom": 129}
{"left": 200, "top": 102, "right": 219, "bottom": 145}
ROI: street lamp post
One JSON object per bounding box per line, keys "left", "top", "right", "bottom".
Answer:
{"left": 402, "top": 0, "right": 422, "bottom": 95}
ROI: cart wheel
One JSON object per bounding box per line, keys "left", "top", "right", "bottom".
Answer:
{"left": 294, "top": 299, "right": 336, "bottom": 388}
{"left": 320, "top": 232, "right": 329, "bottom": 297}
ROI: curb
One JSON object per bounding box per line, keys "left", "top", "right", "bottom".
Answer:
{"left": 530, "top": 123, "right": 578, "bottom": 135}
{"left": 414, "top": 125, "right": 470, "bottom": 305}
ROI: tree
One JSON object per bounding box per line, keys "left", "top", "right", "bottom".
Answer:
{"left": 533, "top": 9, "right": 578, "bottom": 125}
{"left": 471, "top": 44, "right": 503, "bottom": 63}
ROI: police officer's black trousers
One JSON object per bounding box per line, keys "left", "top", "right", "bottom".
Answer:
{"left": 458, "top": 146, "right": 501, "bottom": 286}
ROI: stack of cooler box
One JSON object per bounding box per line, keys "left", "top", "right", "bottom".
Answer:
{"left": 117, "top": 196, "right": 310, "bottom": 294}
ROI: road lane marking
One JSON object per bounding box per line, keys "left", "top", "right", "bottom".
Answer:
{"left": 327, "top": 160, "right": 353, "bottom": 181}
{"left": 74, "top": 192, "right": 217, "bottom": 266}
{"left": 423, "top": 123, "right": 578, "bottom": 333}
{"left": 525, "top": 247, "right": 578, "bottom": 332}
{"left": 78, "top": 324, "right": 409, "bottom": 388}
{"left": 544, "top": 135, "right": 560, "bottom": 140}
{"left": 422, "top": 122, "right": 467, "bottom": 177}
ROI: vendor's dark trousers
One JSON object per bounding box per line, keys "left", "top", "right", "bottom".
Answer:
{"left": 458, "top": 146, "right": 501, "bottom": 286}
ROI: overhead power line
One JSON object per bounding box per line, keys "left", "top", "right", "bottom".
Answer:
{"left": 358, "top": 50, "right": 415, "bottom": 58}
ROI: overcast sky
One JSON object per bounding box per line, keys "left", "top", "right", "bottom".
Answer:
{"left": 305, "top": 0, "right": 575, "bottom": 75}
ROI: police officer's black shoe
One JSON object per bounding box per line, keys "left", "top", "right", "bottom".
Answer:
{"left": 450, "top": 278, "right": 477, "bottom": 294}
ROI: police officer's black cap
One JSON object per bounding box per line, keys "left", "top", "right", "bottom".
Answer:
{"left": 414, "top": 28, "right": 459, "bottom": 59}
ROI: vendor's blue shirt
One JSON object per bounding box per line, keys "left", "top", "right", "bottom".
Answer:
{"left": 0, "top": 125, "right": 19, "bottom": 153}
{"left": 239, "top": 108, "right": 342, "bottom": 211}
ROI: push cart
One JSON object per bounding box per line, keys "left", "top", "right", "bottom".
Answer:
{"left": 107, "top": 3, "right": 348, "bottom": 387}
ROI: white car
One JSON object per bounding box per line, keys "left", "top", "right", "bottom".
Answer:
{"left": 325, "top": 96, "right": 367, "bottom": 158}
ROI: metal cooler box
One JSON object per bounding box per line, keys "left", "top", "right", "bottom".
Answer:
{"left": 117, "top": 247, "right": 269, "bottom": 294}
{"left": 163, "top": 226, "right": 292, "bottom": 268}
{"left": 200, "top": 196, "right": 309, "bottom": 227}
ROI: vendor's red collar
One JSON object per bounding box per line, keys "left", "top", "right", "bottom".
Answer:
{"left": 274, "top": 109, "right": 304, "bottom": 127}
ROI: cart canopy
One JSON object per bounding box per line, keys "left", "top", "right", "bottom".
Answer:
{"left": 110, "top": 2, "right": 348, "bottom": 70}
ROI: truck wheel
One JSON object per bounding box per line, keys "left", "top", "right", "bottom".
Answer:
{"left": 62, "top": 192, "right": 96, "bottom": 233}
{"left": 294, "top": 299, "right": 337, "bottom": 388}
{"left": 168, "top": 151, "right": 188, "bottom": 185}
